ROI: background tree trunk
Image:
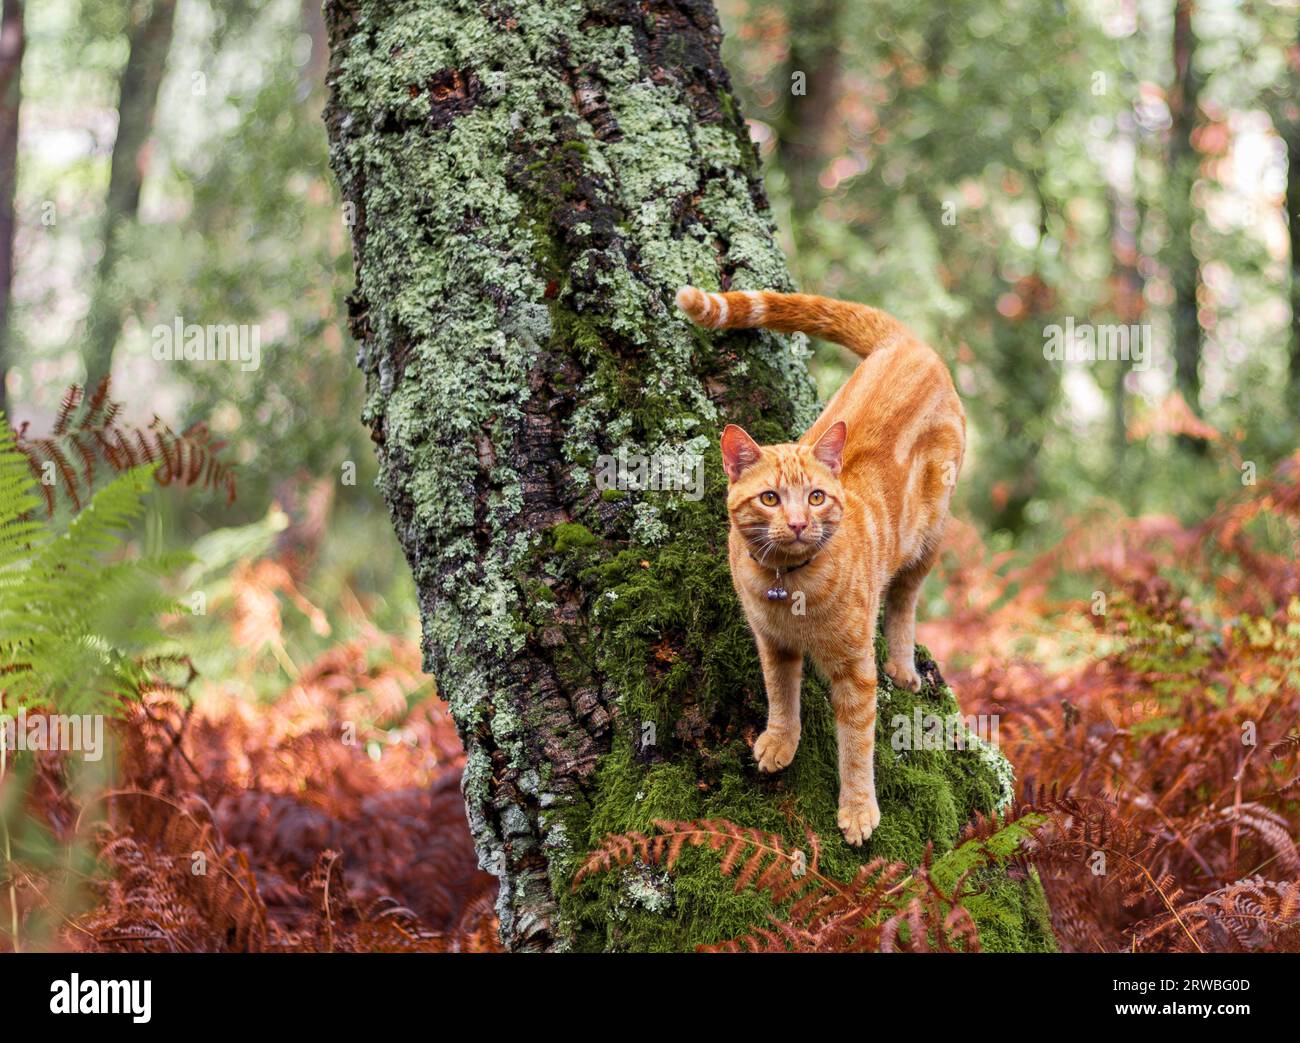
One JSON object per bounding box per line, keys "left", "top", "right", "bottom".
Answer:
{"left": 1283, "top": 28, "right": 1300, "bottom": 414}
{"left": 1106, "top": 70, "right": 1146, "bottom": 482}
{"left": 80, "top": 0, "right": 177, "bottom": 391}
{"left": 774, "top": 0, "right": 842, "bottom": 244}
{"left": 324, "top": 0, "right": 1053, "bottom": 952}
{"left": 1167, "top": 0, "right": 1204, "bottom": 418}
{"left": 0, "top": 0, "right": 22, "bottom": 417}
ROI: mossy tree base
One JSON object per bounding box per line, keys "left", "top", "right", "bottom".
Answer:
{"left": 324, "top": 0, "right": 1054, "bottom": 952}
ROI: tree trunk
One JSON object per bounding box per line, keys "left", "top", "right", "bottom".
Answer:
{"left": 1106, "top": 108, "right": 1145, "bottom": 477}
{"left": 1167, "top": 0, "right": 1204, "bottom": 417}
{"left": 80, "top": 0, "right": 177, "bottom": 392}
{"left": 0, "top": 0, "right": 22, "bottom": 417}
{"left": 324, "top": 0, "right": 1053, "bottom": 953}
{"left": 774, "top": 0, "right": 842, "bottom": 235}
{"left": 1284, "top": 39, "right": 1300, "bottom": 414}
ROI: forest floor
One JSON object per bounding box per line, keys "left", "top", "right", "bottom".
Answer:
{"left": 15, "top": 447, "right": 1300, "bottom": 953}
{"left": 30, "top": 633, "right": 500, "bottom": 952}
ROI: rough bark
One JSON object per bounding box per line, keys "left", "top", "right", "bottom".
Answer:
{"left": 80, "top": 0, "right": 177, "bottom": 391}
{"left": 324, "top": 0, "right": 1053, "bottom": 952}
{"left": 0, "top": 0, "right": 22, "bottom": 417}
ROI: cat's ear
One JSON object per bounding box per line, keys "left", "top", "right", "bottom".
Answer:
{"left": 720, "top": 424, "right": 762, "bottom": 482}
{"left": 811, "top": 421, "right": 847, "bottom": 475}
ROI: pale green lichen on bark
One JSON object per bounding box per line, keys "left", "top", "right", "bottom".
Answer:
{"left": 326, "top": 0, "right": 1052, "bottom": 951}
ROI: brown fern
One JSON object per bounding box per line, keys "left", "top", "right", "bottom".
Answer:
{"left": 11, "top": 378, "right": 237, "bottom": 515}
{"left": 576, "top": 818, "right": 986, "bottom": 952}
{"left": 34, "top": 633, "right": 501, "bottom": 954}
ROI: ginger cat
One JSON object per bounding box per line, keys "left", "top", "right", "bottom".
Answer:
{"left": 676, "top": 286, "right": 965, "bottom": 845}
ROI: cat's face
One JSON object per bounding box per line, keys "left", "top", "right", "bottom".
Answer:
{"left": 721, "top": 422, "right": 847, "bottom": 561}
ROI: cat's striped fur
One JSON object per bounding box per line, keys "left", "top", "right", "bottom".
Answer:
{"left": 677, "top": 286, "right": 965, "bottom": 845}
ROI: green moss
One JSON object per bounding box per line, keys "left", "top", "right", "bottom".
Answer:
{"left": 551, "top": 522, "right": 599, "bottom": 553}
{"left": 965, "top": 867, "right": 1059, "bottom": 953}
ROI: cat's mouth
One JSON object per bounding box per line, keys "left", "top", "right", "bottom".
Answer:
{"left": 777, "top": 530, "right": 826, "bottom": 557}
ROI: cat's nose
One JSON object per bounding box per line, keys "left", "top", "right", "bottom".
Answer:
{"left": 789, "top": 520, "right": 807, "bottom": 537}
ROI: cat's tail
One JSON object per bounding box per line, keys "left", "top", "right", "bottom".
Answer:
{"left": 675, "top": 286, "right": 910, "bottom": 359}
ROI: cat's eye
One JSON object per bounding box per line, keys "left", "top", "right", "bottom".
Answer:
{"left": 759, "top": 491, "right": 780, "bottom": 507}
{"left": 809, "top": 490, "right": 826, "bottom": 506}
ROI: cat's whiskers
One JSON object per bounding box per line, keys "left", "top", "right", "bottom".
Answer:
{"left": 738, "top": 523, "right": 781, "bottom": 567}
{"left": 751, "top": 537, "right": 779, "bottom": 568}
{"left": 807, "top": 528, "right": 842, "bottom": 574}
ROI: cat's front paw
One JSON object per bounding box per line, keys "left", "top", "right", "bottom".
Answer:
{"left": 838, "top": 797, "right": 881, "bottom": 846}
{"left": 753, "top": 729, "right": 799, "bottom": 773}
{"left": 883, "top": 658, "right": 922, "bottom": 693}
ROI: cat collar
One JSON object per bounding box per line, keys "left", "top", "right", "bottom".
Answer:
{"left": 749, "top": 552, "right": 817, "bottom": 602}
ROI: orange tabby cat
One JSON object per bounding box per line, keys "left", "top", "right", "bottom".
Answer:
{"left": 676, "top": 286, "right": 965, "bottom": 845}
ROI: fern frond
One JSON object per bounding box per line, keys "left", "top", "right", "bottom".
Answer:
{"left": 12, "top": 380, "right": 237, "bottom": 516}
{"left": 0, "top": 430, "right": 182, "bottom": 714}
{"left": 0, "top": 418, "right": 44, "bottom": 569}
{"left": 576, "top": 818, "right": 1008, "bottom": 952}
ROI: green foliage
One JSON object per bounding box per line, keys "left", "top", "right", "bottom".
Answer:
{"left": 164, "top": 499, "right": 422, "bottom": 702}
{"left": 0, "top": 418, "right": 180, "bottom": 714}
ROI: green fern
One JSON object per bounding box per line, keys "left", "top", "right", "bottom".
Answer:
{"left": 0, "top": 417, "right": 182, "bottom": 715}
{"left": 932, "top": 811, "right": 1050, "bottom": 887}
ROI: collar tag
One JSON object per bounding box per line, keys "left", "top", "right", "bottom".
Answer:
{"left": 750, "top": 553, "right": 814, "bottom": 603}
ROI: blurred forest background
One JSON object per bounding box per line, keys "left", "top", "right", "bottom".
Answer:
{"left": 6, "top": 0, "right": 1300, "bottom": 571}
{"left": 1, "top": 0, "right": 1299, "bottom": 952}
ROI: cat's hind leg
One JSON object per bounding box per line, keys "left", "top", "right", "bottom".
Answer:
{"left": 829, "top": 652, "right": 881, "bottom": 845}
{"left": 882, "top": 544, "right": 937, "bottom": 693}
